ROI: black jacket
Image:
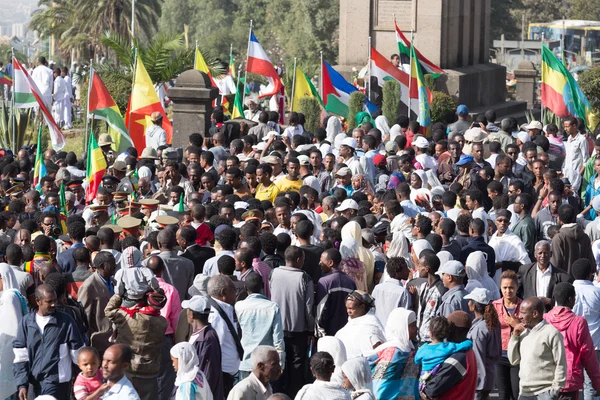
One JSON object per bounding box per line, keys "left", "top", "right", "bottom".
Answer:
{"left": 517, "top": 262, "right": 573, "bottom": 303}
{"left": 182, "top": 245, "right": 216, "bottom": 277}
{"left": 459, "top": 236, "right": 496, "bottom": 277}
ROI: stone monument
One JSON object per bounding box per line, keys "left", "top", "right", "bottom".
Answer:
{"left": 339, "top": 0, "right": 522, "bottom": 115}
{"left": 168, "top": 69, "right": 219, "bottom": 148}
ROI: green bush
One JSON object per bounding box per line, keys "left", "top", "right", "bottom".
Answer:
{"left": 430, "top": 91, "right": 457, "bottom": 124}
{"left": 424, "top": 74, "right": 435, "bottom": 91}
{"left": 298, "top": 97, "right": 321, "bottom": 133}
{"left": 347, "top": 91, "right": 367, "bottom": 131}
{"left": 382, "top": 80, "right": 401, "bottom": 124}
{"left": 578, "top": 66, "right": 600, "bottom": 113}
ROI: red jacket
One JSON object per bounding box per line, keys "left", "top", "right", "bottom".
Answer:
{"left": 544, "top": 306, "right": 600, "bottom": 392}
{"left": 424, "top": 349, "right": 478, "bottom": 400}
{"left": 493, "top": 298, "right": 522, "bottom": 351}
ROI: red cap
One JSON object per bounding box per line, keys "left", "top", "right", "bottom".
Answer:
{"left": 373, "top": 154, "right": 386, "bottom": 166}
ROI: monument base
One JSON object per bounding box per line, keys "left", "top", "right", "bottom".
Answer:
{"left": 435, "top": 63, "right": 507, "bottom": 109}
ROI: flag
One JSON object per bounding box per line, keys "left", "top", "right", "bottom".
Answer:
{"left": 370, "top": 46, "right": 422, "bottom": 112}
{"left": 395, "top": 20, "right": 444, "bottom": 77}
{"left": 322, "top": 61, "right": 377, "bottom": 117}
{"left": 410, "top": 45, "right": 432, "bottom": 136}
{"left": 177, "top": 193, "right": 185, "bottom": 212}
{"left": 126, "top": 57, "right": 172, "bottom": 152}
{"left": 231, "top": 81, "right": 244, "bottom": 119}
{"left": 195, "top": 47, "right": 229, "bottom": 113}
{"left": 88, "top": 68, "right": 133, "bottom": 153}
{"left": 85, "top": 130, "right": 107, "bottom": 203}
{"left": 59, "top": 181, "right": 66, "bottom": 214}
{"left": 229, "top": 52, "right": 236, "bottom": 79}
{"left": 292, "top": 66, "right": 323, "bottom": 111}
{"left": 247, "top": 31, "right": 283, "bottom": 98}
{"left": 0, "top": 71, "right": 12, "bottom": 86}
{"left": 13, "top": 57, "right": 66, "bottom": 150}
{"left": 33, "top": 126, "right": 46, "bottom": 192}
{"left": 541, "top": 44, "right": 599, "bottom": 131}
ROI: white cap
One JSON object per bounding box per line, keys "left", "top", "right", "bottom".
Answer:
{"left": 464, "top": 287, "right": 493, "bottom": 305}
{"left": 413, "top": 136, "right": 429, "bottom": 148}
{"left": 253, "top": 142, "right": 268, "bottom": 151}
{"left": 297, "top": 155, "right": 310, "bottom": 165}
{"left": 234, "top": 201, "right": 249, "bottom": 210}
{"left": 181, "top": 295, "right": 211, "bottom": 313}
{"left": 335, "top": 167, "right": 352, "bottom": 177}
{"left": 525, "top": 120, "right": 543, "bottom": 130}
{"left": 341, "top": 137, "right": 357, "bottom": 149}
{"left": 435, "top": 260, "right": 465, "bottom": 277}
{"left": 335, "top": 199, "right": 359, "bottom": 212}
{"left": 517, "top": 131, "right": 530, "bottom": 144}
{"left": 262, "top": 131, "right": 281, "bottom": 141}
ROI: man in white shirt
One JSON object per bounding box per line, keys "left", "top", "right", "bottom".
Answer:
{"left": 207, "top": 275, "right": 241, "bottom": 397}
{"left": 489, "top": 209, "right": 531, "bottom": 285}
{"left": 339, "top": 137, "right": 365, "bottom": 177}
{"left": 52, "top": 69, "right": 69, "bottom": 127}
{"left": 145, "top": 112, "right": 167, "bottom": 150}
{"left": 563, "top": 116, "right": 588, "bottom": 192}
{"left": 31, "top": 56, "right": 53, "bottom": 109}
{"left": 572, "top": 259, "right": 600, "bottom": 400}
{"left": 61, "top": 67, "right": 73, "bottom": 129}
{"left": 102, "top": 344, "right": 141, "bottom": 400}
{"left": 372, "top": 257, "right": 411, "bottom": 327}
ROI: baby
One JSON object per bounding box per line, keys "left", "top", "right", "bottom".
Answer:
{"left": 115, "top": 246, "right": 159, "bottom": 307}
{"left": 74, "top": 347, "right": 108, "bottom": 400}
{"left": 415, "top": 316, "right": 473, "bottom": 391}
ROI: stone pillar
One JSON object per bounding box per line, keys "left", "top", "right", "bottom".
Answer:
{"left": 514, "top": 60, "right": 537, "bottom": 109}
{"left": 167, "top": 69, "right": 218, "bottom": 148}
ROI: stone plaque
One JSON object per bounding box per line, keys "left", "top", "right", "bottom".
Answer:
{"left": 373, "top": 0, "right": 414, "bottom": 31}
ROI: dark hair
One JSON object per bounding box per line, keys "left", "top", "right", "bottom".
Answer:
{"left": 322, "top": 248, "right": 342, "bottom": 267}
{"left": 470, "top": 218, "right": 485, "bottom": 236}
{"left": 415, "top": 215, "right": 432, "bottom": 237}
{"left": 487, "top": 180, "right": 503, "bottom": 195}
{"left": 295, "top": 220, "right": 314, "bottom": 240}
{"left": 429, "top": 316, "right": 451, "bottom": 342}
{"left": 456, "top": 214, "right": 472, "bottom": 234}
{"left": 500, "top": 269, "right": 518, "bottom": 285}
{"left": 558, "top": 204, "right": 576, "bottom": 224}
{"left": 236, "top": 248, "right": 254, "bottom": 270}
{"left": 97, "top": 227, "right": 115, "bottom": 247}
{"left": 553, "top": 282, "right": 575, "bottom": 307}
{"left": 93, "top": 251, "right": 115, "bottom": 270}
{"left": 217, "top": 255, "right": 236, "bottom": 275}
{"left": 420, "top": 249, "right": 440, "bottom": 273}
{"left": 242, "top": 236, "right": 262, "bottom": 258}
{"left": 6, "top": 243, "right": 22, "bottom": 265}
{"left": 73, "top": 247, "right": 91, "bottom": 264}
{"left": 44, "top": 272, "right": 67, "bottom": 298}
{"left": 386, "top": 257, "right": 408, "bottom": 280}
{"left": 284, "top": 245, "right": 304, "bottom": 262}
{"left": 244, "top": 272, "right": 263, "bottom": 294}
{"left": 33, "top": 235, "right": 52, "bottom": 253}
{"left": 466, "top": 189, "right": 482, "bottom": 205}
{"left": 216, "top": 228, "right": 237, "bottom": 250}
{"left": 572, "top": 259, "right": 593, "bottom": 280}
{"left": 470, "top": 300, "right": 500, "bottom": 331}
{"left": 310, "top": 352, "right": 336, "bottom": 381}
{"left": 259, "top": 232, "right": 278, "bottom": 255}
{"left": 439, "top": 218, "right": 455, "bottom": 238}
{"left": 426, "top": 233, "right": 443, "bottom": 253}
{"left": 442, "top": 191, "right": 457, "bottom": 207}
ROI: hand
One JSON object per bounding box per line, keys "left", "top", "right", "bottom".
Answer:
{"left": 504, "top": 312, "right": 520, "bottom": 328}
{"left": 408, "top": 285, "right": 417, "bottom": 295}
{"left": 99, "top": 383, "right": 110, "bottom": 393}
{"left": 577, "top": 213, "right": 584, "bottom": 219}
{"left": 19, "top": 387, "right": 27, "bottom": 400}
{"left": 513, "top": 323, "right": 526, "bottom": 337}
{"left": 538, "top": 185, "right": 549, "bottom": 199}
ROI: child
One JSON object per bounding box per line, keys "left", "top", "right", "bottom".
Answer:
{"left": 114, "top": 246, "right": 159, "bottom": 308}
{"left": 74, "top": 347, "right": 108, "bottom": 400}
{"left": 415, "top": 316, "right": 473, "bottom": 391}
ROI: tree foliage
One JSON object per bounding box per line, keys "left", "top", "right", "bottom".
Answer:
{"left": 430, "top": 91, "right": 456, "bottom": 124}
{"left": 382, "top": 80, "right": 401, "bottom": 125}
{"left": 347, "top": 91, "right": 366, "bottom": 131}
{"left": 577, "top": 66, "right": 600, "bottom": 113}
{"left": 298, "top": 97, "right": 322, "bottom": 133}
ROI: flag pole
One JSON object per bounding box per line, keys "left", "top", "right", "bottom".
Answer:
{"left": 131, "top": 0, "right": 136, "bottom": 47}
{"left": 84, "top": 58, "right": 93, "bottom": 152}
{"left": 541, "top": 33, "right": 545, "bottom": 125}
{"left": 319, "top": 51, "right": 323, "bottom": 101}
{"left": 242, "top": 20, "right": 253, "bottom": 111}
{"left": 126, "top": 49, "right": 137, "bottom": 136}
{"left": 290, "top": 57, "right": 297, "bottom": 113}
{"left": 10, "top": 47, "right": 16, "bottom": 153}
{"left": 367, "top": 36, "right": 371, "bottom": 102}
{"left": 408, "top": 30, "right": 414, "bottom": 119}
{"left": 194, "top": 40, "right": 198, "bottom": 70}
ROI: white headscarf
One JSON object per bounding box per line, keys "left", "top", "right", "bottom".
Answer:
{"left": 170, "top": 342, "right": 200, "bottom": 386}
{"left": 334, "top": 133, "right": 348, "bottom": 151}
{"left": 341, "top": 357, "right": 374, "bottom": 399}
{"left": 317, "top": 336, "right": 347, "bottom": 385}
{"left": 326, "top": 116, "right": 343, "bottom": 144}
{"left": 375, "top": 116, "right": 390, "bottom": 137}
{"left": 437, "top": 251, "right": 454, "bottom": 266}
{"left": 340, "top": 238, "right": 360, "bottom": 259}
{"left": 389, "top": 124, "right": 402, "bottom": 142}
{"left": 0, "top": 263, "right": 19, "bottom": 291}
{"left": 412, "top": 170, "right": 429, "bottom": 189}
{"left": 387, "top": 231, "right": 409, "bottom": 259}
{"left": 465, "top": 251, "right": 501, "bottom": 300}
{"left": 138, "top": 166, "right": 152, "bottom": 180}
{"left": 411, "top": 239, "right": 433, "bottom": 260}
{"left": 384, "top": 308, "right": 417, "bottom": 351}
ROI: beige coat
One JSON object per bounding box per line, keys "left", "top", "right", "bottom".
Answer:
{"left": 77, "top": 272, "right": 114, "bottom": 353}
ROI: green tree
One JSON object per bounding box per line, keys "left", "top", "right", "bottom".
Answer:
{"left": 490, "top": 0, "right": 522, "bottom": 41}
{"left": 382, "top": 80, "right": 401, "bottom": 125}
{"left": 430, "top": 91, "right": 456, "bottom": 124}
{"left": 298, "top": 97, "right": 322, "bottom": 133}
{"left": 577, "top": 66, "right": 600, "bottom": 113}
{"left": 568, "top": 0, "right": 600, "bottom": 20}
{"left": 347, "top": 91, "right": 366, "bottom": 131}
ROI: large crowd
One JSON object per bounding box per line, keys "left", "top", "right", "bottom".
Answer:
{"left": 2, "top": 78, "right": 600, "bottom": 400}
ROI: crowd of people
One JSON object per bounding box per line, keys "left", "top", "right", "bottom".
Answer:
{"left": 2, "top": 100, "right": 600, "bottom": 400}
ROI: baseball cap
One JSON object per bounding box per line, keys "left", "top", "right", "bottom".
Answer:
{"left": 262, "top": 131, "right": 280, "bottom": 142}
{"left": 112, "top": 160, "right": 127, "bottom": 172}
{"left": 525, "top": 120, "right": 543, "bottom": 130}
{"left": 464, "top": 287, "right": 493, "bottom": 305}
{"left": 151, "top": 111, "right": 163, "bottom": 122}
{"left": 373, "top": 154, "right": 386, "bottom": 166}
{"left": 372, "top": 221, "right": 390, "bottom": 235}
{"left": 341, "top": 137, "right": 357, "bottom": 149}
{"left": 335, "top": 199, "right": 359, "bottom": 212}
{"left": 335, "top": 167, "right": 352, "bottom": 177}
{"left": 464, "top": 127, "right": 487, "bottom": 143}
{"left": 260, "top": 155, "right": 282, "bottom": 165}
{"left": 517, "top": 131, "right": 530, "bottom": 144}
{"left": 456, "top": 104, "right": 469, "bottom": 116}
{"left": 436, "top": 260, "right": 465, "bottom": 277}
{"left": 455, "top": 154, "right": 474, "bottom": 166}
{"left": 385, "top": 141, "right": 398, "bottom": 154}
{"left": 181, "top": 295, "right": 211, "bottom": 313}
{"left": 413, "top": 136, "right": 429, "bottom": 149}
{"left": 297, "top": 155, "right": 310, "bottom": 166}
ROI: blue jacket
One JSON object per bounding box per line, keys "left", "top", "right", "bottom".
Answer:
{"left": 13, "top": 310, "right": 84, "bottom": 389}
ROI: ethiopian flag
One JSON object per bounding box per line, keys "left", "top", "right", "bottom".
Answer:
{"left": 0, "top": 71, "right": 12, "bottom": 86}
{"left": 291, "top": 66, "right": 322, "bottom": 112}
{"left": 541, "top": 44, "right": 599, "bottom": 131}
{"left": 195, "top": 47, "right": 229, "bottom": 112}
{"left": 88, "top": 68, "right": 133, "bottom": 153}
{"left": 410, "top": 45, "right": 432, "bottom": 136}
{"left": 85, "top": 130, "right": 107, "bottom": 204}
{"left": 33, "top": 126, "right": 46, "bottom": 192}
{"left": 231, "top": 79, "right": 244, "bottom": 119}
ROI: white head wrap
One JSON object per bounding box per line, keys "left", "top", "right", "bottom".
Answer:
{"left": 341, "top": 357, "right": 374, "bottom": 397}
{"left": 385, "top": 308, "right": 417, "bottom": 351}
{"left": 170, "top": 342, "right": 200, "bottom": 386}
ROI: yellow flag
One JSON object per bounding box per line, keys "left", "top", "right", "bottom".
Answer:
{"left": 291, "top": 66, "right": 322, "bottom": 112}
{"left": 195, "top": 48, "right": 212, "bottom": 78}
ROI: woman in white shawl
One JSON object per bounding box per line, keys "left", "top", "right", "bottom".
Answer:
{"left": 317, "top": 336, "right": 347, "bottom": 386}
{"left": 170, "top": 342, "right": 213, "bottom": 400}
{"left": 381, "top": 231, "right": 412, "bottom": 281}
{"left": 326, "top": 116, "right": 343, "bottom": 144}
{"left": 0, "top": 263, "right": 27, "bottom": 399}
{"left": 335, "top": 291, "right": 386, "bottom": 359}
{"left": 375, "top": 116, "right": 391, "bottom": 142}
{"left": 342, "top": 222, "right": 375, "bottom": 290}
{"left": 465, "top": 251, "right": 501, "bottom": 301}
{"left": 341, "top": 357, "right": 374, "bottom": 400}
{"left": 340, "top": 238, "right": 368, "bottom": 291}
{"left": 295, "top": 352, "right": 351, "bottom": 400}
{"left": 437, "top": 250, "right": 454, "bottom": 266}
{"left": 410, "top": 239, "right": 433, "bottom": 277}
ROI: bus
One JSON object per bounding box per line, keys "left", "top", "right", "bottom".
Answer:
{"left": 529, "top": 20, "right": 600, "bottom": 65}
